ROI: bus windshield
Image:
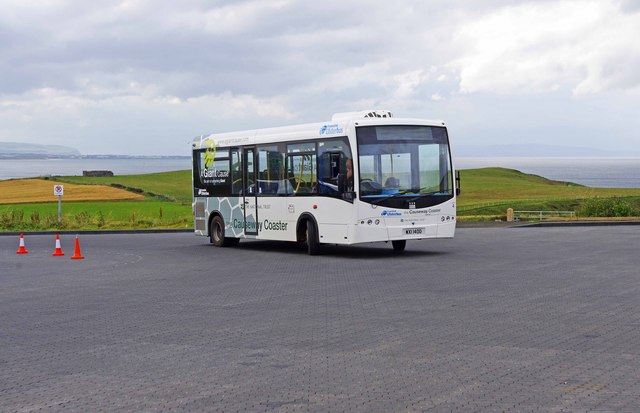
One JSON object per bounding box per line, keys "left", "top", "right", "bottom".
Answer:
{"left": 356, "top": 125, "right": 453, "bottom": 209}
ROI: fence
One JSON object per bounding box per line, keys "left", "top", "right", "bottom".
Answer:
{"left": 512, "top": 210, "right": 576, "bottom": 221}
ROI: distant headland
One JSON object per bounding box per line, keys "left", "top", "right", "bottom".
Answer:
{"left": 0, "top": 142, "right": 188, "bottom": 159}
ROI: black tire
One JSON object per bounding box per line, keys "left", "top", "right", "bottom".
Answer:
{"left": 210, "top": 216, "right": 225, "bottom": 247}
{"left": 392, "top": 240, "right": 406, "bottom": 252}
{"left": 211, "top": 216, "right": 239, "bottom": 247}
{"left": 306, "top": 221, "right": 320, "bottom": 256}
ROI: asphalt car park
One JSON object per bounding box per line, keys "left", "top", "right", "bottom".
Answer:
{"left": 1, "top": 226, "right": 639, "bottom": 412}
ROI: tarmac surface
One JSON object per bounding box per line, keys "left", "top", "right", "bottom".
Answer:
{"left": 1, "top": 227, "right": 639, "bottom": 412}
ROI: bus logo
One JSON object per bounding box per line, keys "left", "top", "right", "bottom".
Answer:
{"left": 203, "top": 140, "right": 217, "bottom": 168}
{"left": 381, "top": 210, "right": 402, "bottom": 217}
{"left": 319, "top": 124, "right": 343, "bottom": 135}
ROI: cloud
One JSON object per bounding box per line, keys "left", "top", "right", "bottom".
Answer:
{"left": 0, "top": 87, "right": 294, "bottom": 153}
{"left": 452, "top": 0, "right": 640, "bottom": 95}
{"left": 1, "top": 0, "right": 639, "bottom": 154}
{"left": 3, "top": 1, "right": 638, "bottom": 101}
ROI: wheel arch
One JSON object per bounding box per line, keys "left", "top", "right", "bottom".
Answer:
{"left": 296, "top": 213, "right": 318, "bottom": 242}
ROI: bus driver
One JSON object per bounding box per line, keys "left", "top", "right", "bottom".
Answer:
{"left": 338, "top": 158, "right": 353, "bottom": 195}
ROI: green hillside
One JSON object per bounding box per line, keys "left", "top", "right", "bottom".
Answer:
{"left": 457, "top": 168, "right": 640, "bottom": 217}
{"left": 2, "top": 167, "right": 640, "bottom": 231}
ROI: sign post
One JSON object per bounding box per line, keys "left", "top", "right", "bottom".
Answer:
{"left": 53, "top": 185, "right": 64, "bottom": 223}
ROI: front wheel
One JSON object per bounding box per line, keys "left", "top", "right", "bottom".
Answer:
{"left": 392, "top": 240, "right": 406, "bottom": 252}
{"left": 306, "top": 221, "right": 320, "bottom": 256}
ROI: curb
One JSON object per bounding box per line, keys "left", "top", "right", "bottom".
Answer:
{"left": 3, "top": 221, "right": 640, "bottom": 236}
{"left": 456, "top": 221, "right": 517, "bottom": 228}
{"left": 455, "top": 220, "right": 640, "bottom": 228}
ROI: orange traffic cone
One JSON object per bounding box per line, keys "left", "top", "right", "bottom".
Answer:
{"left": 52, "top": 234, "right": 65, "bottom": 256}
{"left": 70, "top": 235, "right": 85, "bottom": 260}
{"left": 16, "top": 233, "right": 28, "bottom": 254}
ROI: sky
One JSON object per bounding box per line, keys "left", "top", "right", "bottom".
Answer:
{"left": 1, "top": 0, "right": 640, "bottom": 156}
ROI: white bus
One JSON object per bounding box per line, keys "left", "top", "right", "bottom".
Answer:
{"left": 192, "top": 110, "right": 459, "bottom": 255}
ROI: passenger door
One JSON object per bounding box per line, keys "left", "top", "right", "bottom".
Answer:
{"left": 243, "top": 147, "right": 259, "bottom": 235}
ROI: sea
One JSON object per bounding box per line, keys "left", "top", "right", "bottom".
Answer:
{"left": 1, "top": 156, "right": 639, "bottom": 188}
{"left": 456, "top": 157, "right": 640, "bottom": 188}
{"left": 0, "top": 158, "right": 191, "bottom": 181}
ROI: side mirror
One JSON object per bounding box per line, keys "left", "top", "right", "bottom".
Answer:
{"left": 455, "top": 171, "right": 461, "bottom": 196}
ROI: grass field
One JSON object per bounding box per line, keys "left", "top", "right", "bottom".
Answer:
{"left": 2, "top": 167, "right": 640, "bottom": 231}
{"left": 0, "top": 200, "right": 190, "bottom": 231}
{"left": 0, "top": 179, "right": 144, "bottom": 204}
{"left": 0, "top": 170, "right": 192, "bottom": 231}
{"left": 54, "top": 170, "right": 192, "bottom": 204}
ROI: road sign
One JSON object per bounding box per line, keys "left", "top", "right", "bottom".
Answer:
{"left": 54, "top": 185, "right": 64, "bottom": 222}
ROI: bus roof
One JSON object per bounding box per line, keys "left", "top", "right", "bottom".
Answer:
{"left": 192, "top": 110, "right": 446, "bottom": 150}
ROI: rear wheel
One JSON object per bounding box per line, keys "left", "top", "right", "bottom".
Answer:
{"left": 306, "top": 221, "right": 320, "bottom": 256}
{"left": 392, "top": 240, "right": 406, "bottom": 252}
{"left": 210, "top": 216, "right": 239, "bottom": 247}
{"left": 210, "top": 216, "right": 225, "bottom": 247}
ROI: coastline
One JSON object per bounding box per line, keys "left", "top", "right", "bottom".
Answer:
{"left": 2, "top": 156, "right": 640, "bottom": 188}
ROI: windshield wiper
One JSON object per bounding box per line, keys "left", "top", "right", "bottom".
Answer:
{"left": 368, "top": 187, "right": 444, "bottom": 205}
{"left": 369, "top": 190, "right": 411, "bottom": 205}
{"left": 404, "top": 188, "right": 440, "bottom": 202}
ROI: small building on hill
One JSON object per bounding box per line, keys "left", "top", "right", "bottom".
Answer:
{"left": 83, "top": 170, "right": 114, "bottom": 177}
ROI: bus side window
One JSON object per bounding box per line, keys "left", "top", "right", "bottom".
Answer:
{"left": 257, "top": 144, "right": 286, "bottom": 195}
{"left": 231, "top": 149, "right": 243, "bottom": 195}
{"left": 196, "top": 148, "right": 231, "bottom": 196}
{"left": 287, "top": 142, "right": 317, "bottom": 195}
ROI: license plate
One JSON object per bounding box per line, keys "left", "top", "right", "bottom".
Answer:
{"left": 404, "top": 227, "right": 424, "bottom": 235}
